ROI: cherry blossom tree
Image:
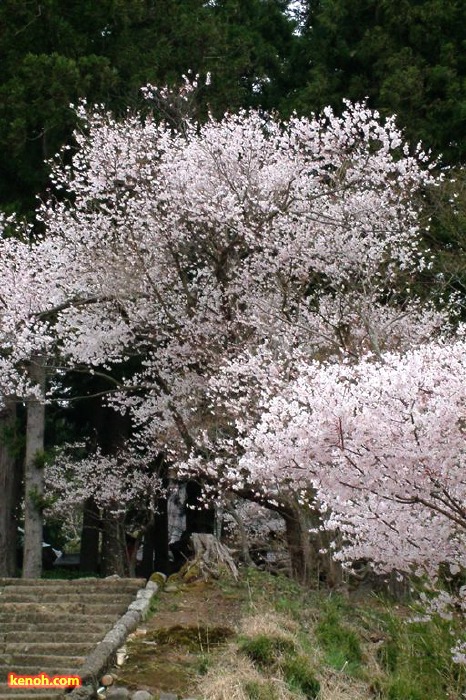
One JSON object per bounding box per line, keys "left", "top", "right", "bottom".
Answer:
{"left": 39, "top": 87, "right": 455, "bottom": 582}
{"left": 0, "top": 210, "right": 142, "bottom": 577}
{"left": 0, "top": 216, "right": 66, "bottom": 577}
{"left": 226, "top": 334, "right": 466, "bottom": 658}
{"left": 45, "top": 445, "right": 163, "bottom": 575}
{"left": 234, "top": 337, "right": 466, "bottom": 577}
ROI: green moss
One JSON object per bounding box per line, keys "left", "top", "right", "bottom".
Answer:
{"left": 149, "top": 572, "right": 167, "bottom": 587}
{"left": 147, "top": 624, "right": 233, "bottom": 652}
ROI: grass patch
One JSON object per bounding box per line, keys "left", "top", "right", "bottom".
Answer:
{"left": 280, "top": 655, "right": 320, "bottom": 698}
{"left": 244, "top": 679, "right": 280, "bottom": 699}
{"left": 371, "top": 604, "right": 466, "bottom": 699}
{"left": 239, "top": 634, "right": 296, "bottom": 668}
{"left": 196, "top": 570, "right": 466, "bottom": 700}
{"left": 112, "top": 567, "right": 465, "bottom": 700}
{"left": 315, "top": 598, "right": 363, "bottom": 675}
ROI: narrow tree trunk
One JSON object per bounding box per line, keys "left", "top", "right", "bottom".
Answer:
{"left": 315, "top": 525, "right": 343, "bottom": 589}
{"left": 94, "top": 404, "right": 130, "bottom": 576}
{"left": 153, "top": 496, "right": 169, "bottom": 575}
{"left": 0, "top": 401, "right": 19, "bottom": 577}
{"left": 141, "top": 516, "right": 156, "bottom": 578}
{"left": 23, "top": 358, "right": 46, "bottom": 579}
{"left": 79, "top": 497, "right": 101, "bottom": 574}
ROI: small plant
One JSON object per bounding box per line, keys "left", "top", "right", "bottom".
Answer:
{"left": 146, "top": 595, "right": 159, "bottom": 617}
{"left": 197, "top": 654, "right": 210, "bottom": 675}
{"left": 281, "top": 655, "right": 320, "bottom": 699}
{"left": 244, "top": 679, "right": 279, "bottom": 700}
{"left": 239, "top": 634, "right": 296, "bottom": 669}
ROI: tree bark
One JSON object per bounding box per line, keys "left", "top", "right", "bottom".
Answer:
{"left": 23, "top": 357, "right": 46, "bottom": 579}
{"left": 282, "top": 498, "right": 343, "bottom": 587}
{"left": 141, "top": 516, "right": 156, "bottom": 578}
{"left": 79, "top": 497, "right": 101, "bottom": 574}
{"left": 153, "top": 496, "right": 169, "bottom": 575}
{"left": 225, "top": 501, "right": 255, "bottom": 567}
{"left": 282, "top": 501, "right": 315, "bottom": 584}
{"left": 187, "top": 533, "right": 238, "bottom": 580}
{"left": 0, "top": 401, "right": 19, "bottom": 577}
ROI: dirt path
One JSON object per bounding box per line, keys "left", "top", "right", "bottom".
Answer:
{"left": 115, "top": 577, "right": 245, "bottom": 697}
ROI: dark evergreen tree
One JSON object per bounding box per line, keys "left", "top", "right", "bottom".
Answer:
{"left": 0, "top": 0, "right": 296, "bottom": 215}
{"left": 285, "top": 0, "right": 466, "bottom": 164}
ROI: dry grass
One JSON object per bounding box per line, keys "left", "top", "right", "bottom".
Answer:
{"left": 238, "top": 610, "right": 300, "bottom": 640}
{"left": 197, "top": 654, "right": 306, "bottom": 700}
{"left": 317, "top": 669, "right": 374, "bottom": 700}
{"left": 130, "top": 569, "right": 465, "bottom": 700}
{"left": 195, "top": 597, "right": 379, "bottom": 700}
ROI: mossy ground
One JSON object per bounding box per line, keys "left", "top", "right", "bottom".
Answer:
{"left": 114, "top": 569, "right": 466, "bottom": 699}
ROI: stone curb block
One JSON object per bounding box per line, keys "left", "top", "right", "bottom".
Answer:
{"left": 68, "top": 575, "right": 165, "bottom": 700}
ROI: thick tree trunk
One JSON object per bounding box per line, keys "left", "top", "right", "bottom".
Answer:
{"left": 283, "top": 501, "right": 315, "bottom": 584}
{"left": 282, "top": 497, "right": 343, "bottom": 587}
{"left": 0, "top": 401, "right": 19, "bottom": 577}
{"left": 187, "top": 533, "right": 238, "bottom": 580}
{"left": 101, "top": 511, "right": 126, "bottom": 577}
{"left": 79, "top": 497, "right": 101, "bottom": 574}
{"left": 23, "top": 358, "right": 46, "bottom": 579}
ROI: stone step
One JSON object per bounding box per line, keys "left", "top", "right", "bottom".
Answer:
{"left": 3, "top": 643, "right": 92, "bottom": 657}
{"left": 0, "top": 695, "right": 62, "bottom": 700}
{"left": 0, "top": 592, "right": 138, "bottom": 604}
{"left": 0, "top": 577, "right": 150, "bottom": 698}
{"left": 0, "top": 586, "right": 144, "bottom": 600}
{"left": 0, "top": 614, "right": 118, "bottom": 628}
{"left": 1, "top": 631, "right": 104, "bottom": 644}
{"left": 0, "top": 695, "right": 64, "bottom": 700}
{"left": 0, "top": 654, "right": 85, "bottom": 668}
{"left": 0, "top": 579, "right": 144, "bottom": 588}
{"left": 0, "top": 680, "right": 64, "bottom": 695}
{"left": 0, "top": 603, "right": 130, "bottom": 616}
{"left": 0, "top": 680, "right": 69, "bottom": 695}
{"left": 0, "top": 578, "right": 144, "bottom": 587}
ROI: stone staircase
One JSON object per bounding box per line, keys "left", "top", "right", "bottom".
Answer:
{"left": 0, "top": 578, "right": 146, "bottom": 700}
